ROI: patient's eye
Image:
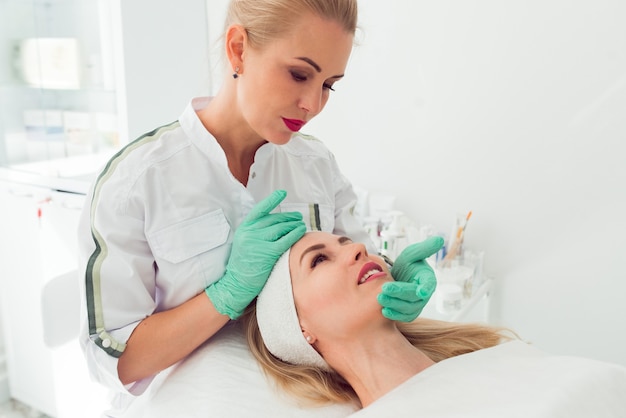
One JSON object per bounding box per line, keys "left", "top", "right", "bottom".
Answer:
{"left": 311, "top": 253, "right": 328, "bottom": 268}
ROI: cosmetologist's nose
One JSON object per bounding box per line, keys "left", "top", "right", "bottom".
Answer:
{"left": 299, "top": 87, "right": 324, "bottom": 116}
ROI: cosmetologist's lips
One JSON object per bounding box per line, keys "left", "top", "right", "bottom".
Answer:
{"left": 282, "top": 118, "right": 306, "bottom": 132}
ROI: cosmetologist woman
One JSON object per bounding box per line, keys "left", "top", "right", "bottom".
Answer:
{"left": 77, "top": 0, "right": 441, "bottom": 414}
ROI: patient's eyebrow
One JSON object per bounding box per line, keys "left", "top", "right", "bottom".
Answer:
{"left": 300, "top": 244, "right": 325, "bottom": 264}
{"left": 299, "top": 236, "right": 352, "bottom": 264}
{"left": 338, "top": 236, "right": 352, "bottom": 244}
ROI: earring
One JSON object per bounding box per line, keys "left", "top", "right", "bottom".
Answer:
{"left": 305, "top": 335, "right": 312, "bottom": 343}
{"left": 232, "top": 66, "right": 240, "bottom": 79}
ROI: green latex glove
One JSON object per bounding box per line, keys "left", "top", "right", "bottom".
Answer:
{"left": 377, "top": 236, "right": 444, "bottom": 322}
{"left": 206, "top": 190, "right": 306, "bottom": 319}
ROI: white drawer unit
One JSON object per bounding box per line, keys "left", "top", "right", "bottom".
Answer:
{"left": 0, "top": 180, "right": 108, "bottom": 417}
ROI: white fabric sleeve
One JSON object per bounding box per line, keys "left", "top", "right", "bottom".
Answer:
{"left": 77, "top": 171, "right": 158, "bottom": 396}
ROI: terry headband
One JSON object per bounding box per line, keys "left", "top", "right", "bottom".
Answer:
{"left": 256, "top": 249, "right": 331, "bottom": 371}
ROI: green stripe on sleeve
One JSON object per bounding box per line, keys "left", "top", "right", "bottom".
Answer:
{"left": 308, "top": 203, "right": 321, "bottom": 231}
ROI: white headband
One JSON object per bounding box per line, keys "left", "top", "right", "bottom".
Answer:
{"left": 256, "top": 249, "right": 330, "bottom": 371}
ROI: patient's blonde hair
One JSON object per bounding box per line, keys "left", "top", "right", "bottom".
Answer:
{"left": 225, "top": 0, "right": 358, "bottom": 50}
{"left": 242, "top": 304, "right": 516, "bottom": 406}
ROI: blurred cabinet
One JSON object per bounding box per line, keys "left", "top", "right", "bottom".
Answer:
{"left": 0, "top": 180, "right": 108, "bottom": 417}
{"left": 0, "top": 0, "right": 125, "bottom": 172}
{"left": 0, "top": 0, "right": 211, "bottom": 187}
{"left": 0, "top": 0, "right": 211, "bottom": 415}
{"left": 0, "top": 2, "right": 121, "bottom": 413}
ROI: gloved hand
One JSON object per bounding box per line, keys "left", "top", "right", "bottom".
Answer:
{"left": 206, "top": 190, "right": 306, "bottom": 319}
{"left": 377, "top": 236, "right": 444, "bottom": 322}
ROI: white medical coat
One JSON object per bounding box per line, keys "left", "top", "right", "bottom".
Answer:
{"left": 77, "top": 97, "right": 373, "bottom": 409}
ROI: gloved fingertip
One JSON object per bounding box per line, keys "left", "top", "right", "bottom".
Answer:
{"left": 273, "top": 189, "right": 287, "bottom": 198}
{"left": 246, "top": 190, "right": 288, "bottom": 222}
{"left": 431, "top": 235, "right": 445, "bottom": 250}
{"left": 417, "top": 279, "right": 436, "bottom": 298}
{"left": 381, "top": 307, "right": 395, "bottom": 321}
{"left": 294, "top": 222, "right": 307, "bottom": 234}
{"left": 376, "top": 292, "right": 387, "bottom": 304}
{"left": 417, "top": 286, "right": 432, "bottom": 298}
{"left": 268, "top": 190, "right": 287, "bottom": 210}
{"left": 381, "top": 281, "right": 398, "bottom": 292}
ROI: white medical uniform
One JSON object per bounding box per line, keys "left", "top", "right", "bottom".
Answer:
{"left": 77, "top": 97, "right": 373, "bottom": 414}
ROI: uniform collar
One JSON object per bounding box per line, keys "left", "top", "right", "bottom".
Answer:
{"left": 180, "top": 97, "right": 228, "bottom": 168}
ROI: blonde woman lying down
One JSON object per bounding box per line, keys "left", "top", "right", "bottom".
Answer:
{"left": 242, "top": 232, "right": 626, "bottom": 417}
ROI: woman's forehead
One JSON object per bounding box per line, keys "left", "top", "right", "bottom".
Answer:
{"left": 297, "top": 231, "right": 331, "bottom": 247}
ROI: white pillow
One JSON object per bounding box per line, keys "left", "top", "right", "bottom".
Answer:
{"left": 126, "top": 321, "right": 358, "bottom": 417}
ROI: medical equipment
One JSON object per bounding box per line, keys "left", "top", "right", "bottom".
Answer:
{"left": 440, "top": 211, "right": 472, "bottom": 268}
{"left": 379, "top": 210, "right": 408, "bottom": 260}
{"left": 433, "top": 212, "right": 485, "bottom": 315}
{"left": 436, "top": 283, "right": 463, "bottom": 314}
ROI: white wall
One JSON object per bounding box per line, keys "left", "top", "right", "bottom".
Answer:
{"left": 304, "top": 0, "right": 626, "bottom": 366}
{"left": 119, "top": 0, "right": 212, "bottom": 139}
{"left": 169, "top": 0, "right": 626, "bottom": 366}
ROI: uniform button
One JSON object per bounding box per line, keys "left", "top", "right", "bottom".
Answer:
{"left": 251, "top": 172, "right": 256, "bottom": 179}
{"left": 102, "top": 338, "right": 112, "bottom": 348}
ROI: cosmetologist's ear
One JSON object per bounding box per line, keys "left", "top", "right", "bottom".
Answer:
{"left": 225, "top": 24, "right": 246, "bottom": 74}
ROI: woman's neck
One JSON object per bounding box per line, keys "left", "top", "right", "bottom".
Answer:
{"left": 197, "top": 91, "right": 266, "bottom": 185}
{"left": 323, "top": 327, "right": 435, "bottom": 408}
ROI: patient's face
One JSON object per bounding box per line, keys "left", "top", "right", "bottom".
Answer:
{"left": 289, "top": 232, "right": 393, "bottom": 340}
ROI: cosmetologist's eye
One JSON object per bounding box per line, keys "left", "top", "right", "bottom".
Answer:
{"left": 290, "top": 71, "right": 307, "bottom": 82}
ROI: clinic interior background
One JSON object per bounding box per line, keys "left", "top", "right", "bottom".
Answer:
{"left": 169, "top": 0, "right": 626, "bottom": 367}
{"left": 2, "top": 0, "right": 624, "bottom": 379}
{"left": 119, "top": 0, "right": 626, "bottom": 367}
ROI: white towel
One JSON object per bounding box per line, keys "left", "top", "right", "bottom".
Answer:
{"left": 256, "top": 249, "right": 330, "bottom": 370}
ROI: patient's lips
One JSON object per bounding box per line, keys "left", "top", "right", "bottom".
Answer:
{"left": 358, "top": 261, "right": 386, "bottom": 285}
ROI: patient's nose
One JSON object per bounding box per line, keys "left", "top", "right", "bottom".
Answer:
{"left": 346, "top": 242, "right": 368, "bottom": 263}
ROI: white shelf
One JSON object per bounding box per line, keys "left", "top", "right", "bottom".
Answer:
{"left": 0, "top": 152, "right": 114, "bottom": 194}
{"left": 422, "top": 278, "right": 494, "bottom": 323}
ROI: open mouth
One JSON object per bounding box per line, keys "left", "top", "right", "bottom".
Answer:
{"left": 357, "top": 261, "right": 386, "bottom": 285}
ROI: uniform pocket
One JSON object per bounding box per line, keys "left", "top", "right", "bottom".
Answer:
{"left": 279, "top": 203, "right": 334, "bottom": 232}
{"left": 148, "top": 209, "right": 230, "bottom": 264}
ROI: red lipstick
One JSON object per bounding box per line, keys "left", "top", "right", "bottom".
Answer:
{"left": 282, "top": 118, "right": 306, "bottom": 132}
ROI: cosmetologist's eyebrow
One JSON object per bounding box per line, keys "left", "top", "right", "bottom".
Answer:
{"left": 296, "top": 57, "right": 322, "bottom": 72}
{"left": 296, "top": 56, "right": 345, "bottom": 79}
